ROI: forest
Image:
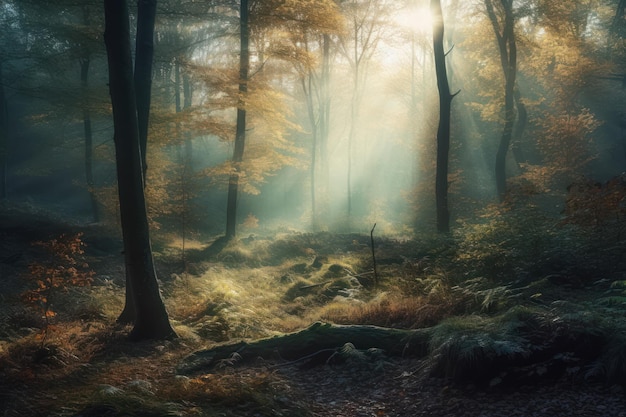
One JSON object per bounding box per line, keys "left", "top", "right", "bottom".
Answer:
{"left": 1, "top": 0, "right": 626, "bottom": 415}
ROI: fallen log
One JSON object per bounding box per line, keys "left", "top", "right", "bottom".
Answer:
{"left": 177, "top": 321, "right": 432, "bottom": 375}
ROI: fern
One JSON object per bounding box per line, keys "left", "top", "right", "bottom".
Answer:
{"left": 427, "top": 314, "right": 531, "bottom": 379}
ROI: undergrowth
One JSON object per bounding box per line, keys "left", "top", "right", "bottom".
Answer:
{"left": 2, "top": 195, "right": 626, "bottom": 415}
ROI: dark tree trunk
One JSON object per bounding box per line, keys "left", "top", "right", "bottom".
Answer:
{"left": 432, "top": 0, "right": 456, "bottom": 233}
{"left": 174, "top": 57, "right": 181, "bottom": 113}
{"left": 117, "top": 0, "right": 156, "bottom": 326}
{"left": 183, "top": 70, "right": 192, "bottom": 109}
{"left": 80, "top": 6, "right": 98, "bottom": 222}
{"left": 511, "top": 87, "right": 527, "bottom": 166}
{"left": 225, "top": 0, "right": 249, "bottom": 240}
{"left": 608, "top": 0, "right": 626, "bottom": 58}
{"left": 0, "top": 60, "right": 7, "bottom": 201}
{"left": 134, "top": 0, "right": 157, "bottom": 183}
{"left": 104, "top": 0, "right": 175, "bottom": 341}
{"left": 80, "top": 57, "right": 99, "bottom": 223}
{"left": 486, "top": 0, "right": 517, "bottom": 201}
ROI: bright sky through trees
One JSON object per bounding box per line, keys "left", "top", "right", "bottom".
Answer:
{"left": 393, "top": 4, "right": 434, "bottom": 34}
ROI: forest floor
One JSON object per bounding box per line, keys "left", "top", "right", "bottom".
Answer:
{"left": 1, "top": 201, "right": 626, "bottom": 416}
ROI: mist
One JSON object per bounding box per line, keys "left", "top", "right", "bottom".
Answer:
{"left": 1, "top": 0, "right": 622, "bottom": 241}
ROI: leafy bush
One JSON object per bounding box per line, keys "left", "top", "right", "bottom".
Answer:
{"left": 21, "top": 233, "right": 94, "bottom": 345}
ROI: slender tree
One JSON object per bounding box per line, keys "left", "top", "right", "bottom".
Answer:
{"left": 338, "top": 0, "right": 387, "bottom": 219}
{"left": 485, "top": 0, "right": 516, "bottom": 201}
{"left": 225, "top": 0, "right": 250, "bottom": 240}
{"left": 135, "top": 0, "right": 157, "bottom": 182}
{"left": 103, "top": 0, "right": 176, "bottom": 340}
{"left": 285, "top": 2, "right": 343, "bottom": 229}
{"left": 431, "top": 0, "right": 458, "bottom": 233}
{"left": 77, "top": 5, "right": 100, "bottom": 222}
{"left": 608, "top": 0, "right": 626, "bottom": 60}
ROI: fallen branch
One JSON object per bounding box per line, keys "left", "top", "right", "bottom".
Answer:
{"left": 177, "top": 322, "right": 431, "bottom": 375}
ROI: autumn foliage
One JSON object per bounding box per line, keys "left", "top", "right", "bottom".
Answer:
{"left": 21, "top": 233, "right": 94, "bottom": 344}
{"left": 562, "top": 175, "right": 626, "bottom": 237}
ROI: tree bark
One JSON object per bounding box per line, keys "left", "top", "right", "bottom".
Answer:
{"left": 319, "top": 34, "right": 331, "bottom": 217}
{"left": 183, "top": 70, "right": 192, "bottom": 109}
{"left": 104, "top": 0, "right": 175, "bottom": 341}
{"left": 511, "top": 87, "right": 527, "bottom": 166}
{"left": 608, "top": 0, "right": 626, "bottom": 58}
{"left": 225, "top": 0, "right": 249, "bottom": 240}
{"left": 134, "top": 0, "right": 157, "bottom": 183}
{"left": 302, "top": 73, "right": 318, "bottom": 229}
{"left": 432, "top": 0, "right": 456, "bottom": 233}
{"left": 486, "top": 0, "right": 516, "bottom": 201}
{"left": 174, "top": 56, "right": 181, "bottom": 113}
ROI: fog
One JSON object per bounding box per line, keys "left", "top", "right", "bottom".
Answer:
{"left": 1, "top": 0, "right": 625, "bottom": 240}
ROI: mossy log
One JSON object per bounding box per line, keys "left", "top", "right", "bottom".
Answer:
{"left": 177, "top": 322, "right": 431, "bottom": 375}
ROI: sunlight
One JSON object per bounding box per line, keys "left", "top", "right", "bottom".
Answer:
{"left": 394, "top": 5, "right": 434, "bottom": 35}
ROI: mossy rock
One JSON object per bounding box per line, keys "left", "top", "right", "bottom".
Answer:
{"left": 283, "top": 278, "right": 316, "bottom": 301}
{"left": 196, "top": 317, "right": 230, "bottom": 342}
{"left": 324, "top": 263, "right": 351, "bottom": 278}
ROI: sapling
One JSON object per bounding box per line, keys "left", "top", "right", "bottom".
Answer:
{"left": 22, "top": 233, "right": 94, "bottom": 346}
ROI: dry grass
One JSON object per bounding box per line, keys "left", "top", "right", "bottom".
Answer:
{"left": 0, "top": 228, "right": 465, "bottom": 416}
{"left": 318, "top": 294, "right": 462, "bottom": 329}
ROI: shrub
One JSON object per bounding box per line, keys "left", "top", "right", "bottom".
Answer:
{"left": 21, "top": 233, "right": 94, "bottom": 345}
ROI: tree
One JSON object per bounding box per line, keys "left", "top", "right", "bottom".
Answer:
{"left": 337, "top": 0, "right": 388, "bottom": 219}
{"left": 103, "top": 0, "right": 176, "bottom": 340}
{"left": 281, "top": 1, "right": 343, "bottom": 229}
{"left": 135, "top": 0, "right": 157, "bottom": 183}
{"left": 225, "top": 0, "right": 250, "bottom": 240}
{"left": 485, "top": 0, "right": 517, "bottom": 201}
{"left": 76, "top": 4, "right": 102, "bottom": 222}
{"left": 431, "top": 0, "right": 458, "bottom": 233}
{"left": 117, "top": 0, "right": 159, "bottom": 325}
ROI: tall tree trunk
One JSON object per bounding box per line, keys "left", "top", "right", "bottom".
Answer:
{"left": 302, "top": 74, "right": 318, "bottom": 229}
{"left": 225, "top": 0, "right": 249, "bottom": 240}
{"left": 104, "top": 0, "right": 175, "bottom": 341}
{"left": 117, "top": 0, "right": 157, "bottom": 325}
{"left": 183, "top": 70, "right": 192, "bottom": 109}
{"left": 174, "top": 57, "right": 182, "bottom": 113}
{"left": 432, "top": 0, "right": 456, "bottom": 233}
{"left": 511, "top": 87, "right": 527, "bottom": 166}
{"left": 486, "top": 0, "right": 517, "bottom": 201}
{"left": 134, "top": 0, "right": 157, "bottom": 183}
{"left": 0, "top": 60, "right": 7, "bottom": 201}
{"left": 80, "top": 6, "right": 98, "bottom": 223}
{"left": 80, "top": 57, "right": 99, "bottom": 222}
{"left": 347, "top": 26, "right": 359, "bottom": 220}
{"left": 319, "top": 34, "right": 331, "bottom": 224}
{"left": 608, "top": 0, "right": 626, "bottom": 58}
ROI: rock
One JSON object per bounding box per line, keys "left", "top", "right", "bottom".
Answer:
{"left": 311, "top": 255, "right": 327, "bottom": 269}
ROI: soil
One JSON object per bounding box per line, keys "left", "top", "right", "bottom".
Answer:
{"left": 1, "top": 202, "right": 626, "bottom": 416}
{"left": 278, "top": 359, "right": 626, "bottom": 417}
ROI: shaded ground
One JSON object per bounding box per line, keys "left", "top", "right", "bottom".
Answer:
{"left": 1, "top": 202, "right": 626, "bottom": 416}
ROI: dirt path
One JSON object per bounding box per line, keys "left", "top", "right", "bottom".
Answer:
{"left": 275, "top": 359, "right": 626, "bottom": 417}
